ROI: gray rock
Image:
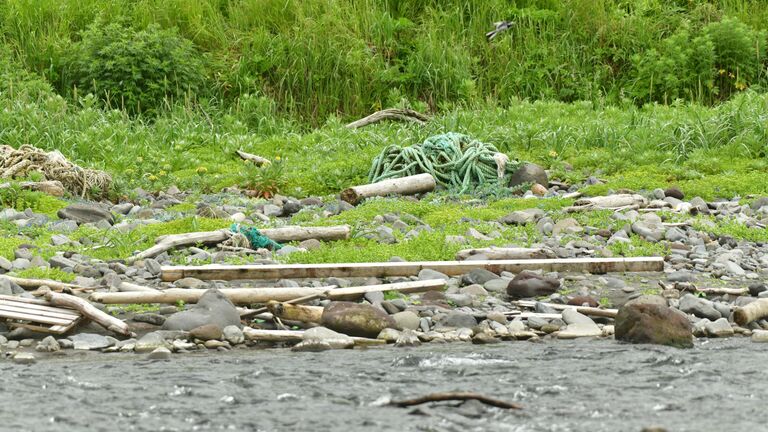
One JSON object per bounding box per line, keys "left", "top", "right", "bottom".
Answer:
{"left": 668, "top": 271, "right": 695, "bottom": 283}
{"left": 445, "top": 293, "right": 473, "bottom": 307}
{"left": 262, "top": 204, "right": 283, "bottom": 218}
{"left": 12, "top": 258, "right": 30, "bottom": 270}
{"left": 69, "top": 333, "right": 113, "bottom": 350}
{"left": 704, "top": 318, "right": 734, "bottom": 338}
{"left": 135, "top": 331, "right": 172, "bottom": 353}
{"left": 678, "top": 294, "right": 721, "bottom": 320}
{"left": 12, "top": 352, "right": 36, "bottom": 365}
{"left": 35, "top": 336, "right": 61, "bottom": 352}
{"left": 394, "top": 329, "right": 421, "bottom": 347}
{"left": 223, "top": 325, "right": 245, "bottom": 345}
{"left": 526, "top": 315, "right": 549, "bottom": 330}
{"left": 484, "top": 278, "right": 509, "bottom": 293}
{"left": 631, "top": 222, "right": 664, "bottom": 242}
{"left": 190, "top": 324, "right": 222, "bottom": 341}
{"left": 174, "top": 277, "right": 207, "bottom": 289}
{"left": 298, "top": 239, "right": 322, "bottom": 250}
{"left": 294, "top": 326, "right": 354, "bottom": 351}
{"left": 375, "top": 225, "right": 397, "bottom": 244}
{"left": 552, "top": 218, "right": 582, "bottom": 235}
{"left": 58, "top": 203, "right": 114, "bottom": 224}
{"left": 133, "top": 313, "right": 166, "bottom": 326}
{"left": 147, "top": 347, "right": 172, "bottom": 360}
{"left": 665, "top": 227, "right": 687, "bottom": 242}
{"left": 162, "top": 288, "right": 241, "bottom": 331}
{"left": 509, "top": 163, "right": 548, "bottom": 188}
{"left": 499, "top": 208, "right": 545, "bottom": 225}
{"left": 392, "top": 311, "right": 420, "bottom": 330}
{"left": 49, "top": 255, "right": 78, "bottom": 269}
{"left": 0, "top": 256, "right": 11, "bottom": 272}
{"left": 418, "top": 269, "right": 449, "bottom": 281}
{"left": 460, "top": 284, "right": 489, "bottom": 296}
{"left": 112, "top": 203, "right": 134, "bottom": 215}
{"left": 436, "top": 311, "right": 477, "bottom": 329}
{"left": 557, "top": 309, "right": 602, "bottom": 339}
{"left": 144, "top": 258, "right": 162, "bottom": 276}
{"left": 461, "top": 269, "right": 499, "bottom": 286}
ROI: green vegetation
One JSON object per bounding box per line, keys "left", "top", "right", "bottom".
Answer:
{"left": 11, "top": 267, "right": 75, "bottom": 283}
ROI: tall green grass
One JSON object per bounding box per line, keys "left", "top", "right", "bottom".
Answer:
{"left": 2, "top": 0, "right": 768, "bottom": 123}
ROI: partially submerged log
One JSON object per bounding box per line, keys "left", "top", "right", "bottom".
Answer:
{"left": 455, "top": 247, "right": 553, "bottom": 261}
{"left": 127, "top": 225, "right": 350, "bottom": 262}
{"left": 388, "top": 392, "right": 522, "bottom": 410}
{"left": 267, "top": 301, "right": 323, "bottom": 323}
{"left": 0, "top": 180, "right": 66, "bottom": 197}
{"left": 161, "top": 257, "right": 665, "bottom": 282}
{"left": 340, "top": 173, "right": 436, "bottom": 205}
{"left": 235, "top": 150, "right": 271, "bottom": 166}
{"left": 734, "top": 299, "right": 768, "bottom": 326}
{"left": 345, "top": 108, "right": 429, "bottom": 129}
{"left": 42, "top": 289, "right": 134, "bottom": 337}
{"left": 242, "top": 327, "right": 385, "bottom": 346}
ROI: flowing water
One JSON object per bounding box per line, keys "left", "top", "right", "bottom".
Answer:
{"left": 1, "top": 338, "right": 764, "bottom": 432}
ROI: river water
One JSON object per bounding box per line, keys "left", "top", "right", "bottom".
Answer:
{"left": 1, "top": 338, "right": 764, "bottom": 432}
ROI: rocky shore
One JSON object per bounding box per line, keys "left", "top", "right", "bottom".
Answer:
{"left": 2, "top": 182, "right": 768, "bottom": 364}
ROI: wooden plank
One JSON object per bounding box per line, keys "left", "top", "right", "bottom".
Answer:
{"left": 0, "top": 299, "right": 80, "bottom": 316}
{"left": 0, "top": 309, "right": 74, "bottom": 325}
{"left": 161, "top": 257, "right": 665, "bottom": 282}
{"left": 0, "top": 304, "right": 80, "bottom": 320}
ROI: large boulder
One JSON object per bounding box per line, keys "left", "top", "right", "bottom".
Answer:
{"left": 509, "top": 163, "right": 548, "bottom": 188}
{"left": 320, "top": 301, "right": 396, "bottom": 338}
{"left": 615, "top": 298, "right": 693, "bottom": 348}
{"left": 506, "top": 271, "right": 560, "bottom": 298}
{"left": 57, "top": 203, "right": 114, "bottom": 225}
{"left": 162, "top": 288, "right": 241, "bottom": 331}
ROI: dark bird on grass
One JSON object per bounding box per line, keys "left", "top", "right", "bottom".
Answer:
{"left": 486, "top": 21, "right": 514, "bottom": 41}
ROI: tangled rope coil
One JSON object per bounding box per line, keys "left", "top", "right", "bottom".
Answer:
{"left": 369, "top": 133, "right": 520, "bottom": 193}
{"left": 230, "top": 224, "right": 283, "bottom": 250}
{"left": 0, "top": 144, "right": 111, "bottom": 198}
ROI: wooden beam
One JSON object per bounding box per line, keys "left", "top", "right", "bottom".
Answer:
{"left": 341, "top": 173, "right": 436, "bottom": 205}
{"left": 91, "top": 287, "right": 331, "bottom": 305}
{"left": 512, "top": 300, "right": 618, "bottom": 318}
{"left": 161, "top": 257, "right": 665, "bottom": 281}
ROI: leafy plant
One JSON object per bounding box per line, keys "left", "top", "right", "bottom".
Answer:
{"left": 241, "top": 158, "right": 287, "bottom": 199}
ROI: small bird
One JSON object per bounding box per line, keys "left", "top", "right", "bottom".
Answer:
{"left": 486, "top": 21, "right": 514, "bottom": 41}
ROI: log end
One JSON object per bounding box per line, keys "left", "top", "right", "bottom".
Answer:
{"left": 340, "top": 188, "right": 360, "bottom": 205}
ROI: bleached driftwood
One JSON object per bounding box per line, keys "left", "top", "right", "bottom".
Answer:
{"left": 127, "top": 225, "right": 350, "bottom": 262}
{"left": 340, "top": 173, "right": 436, "bottom": 205}
{"left": 242, "top": 327, "right": 386, "bottom": 346}
{"left": 512, "top": 300, "right": 618, "bottom": 318}
{"left": 455, "top": 247, "right": 553, "bottom": 261}
{"left": 42, "top": 289, "right": 134, "bottom": 337}
{"left": 388, "top": 392, "right": 522, "bottom": 410}
{"left": 236, "top": 150, "right": 271, "bottom": 166}
{"left": 564, "top": 194, "right": 647, "bottom": 212}
{"left": 3, "top": 275, "right": 91, "bottom": 292}
{"left": 345, "top": 108, "right": 429, "bottom": 129}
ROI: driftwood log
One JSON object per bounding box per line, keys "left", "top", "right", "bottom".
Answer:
{"left": 91, "top": 279, "right": 446, "bottom": 305}
{"left": 235, "top": 150, "right": 271, "bottom": 166}
{"left": 127, "top": 225, "right": 350, "bottom": 262}
{"left": 564, "top": 194, "right": 647, "bottom": 212}
{"left": 242, "top": 327, "right": 386, "bottom": 346}
{"left": 0, "top": 180, "right": 66, "bottom": 197}
{"left": 512, "top": 300, "right": 618, "bottom": 318}
{"left": 388, "top": 392, "right": 522, "bottom": 410}
{"left": 345, "top": 108, "right": 429, "bottom": 129}
{"left": 267, "top": 301, "right": 323, "bottom": 323}
{"left": 340, "top": 173, "right": 436, "bottom": 205}
{"left": 41, "top": 289, "right": 134, "bottom": 337}
{"left": 455, "top": 247, "right": 553, "bottom": 261}
{"left": 734, "top": 299, "right": 768, "bottom": 326}
{"left": 161, "top": 257, "right": 665, "bottom": 282}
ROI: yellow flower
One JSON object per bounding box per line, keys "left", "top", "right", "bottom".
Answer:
{"left": 147, "top": 174, "right": 158, "bottom": 182}
{"left": 137, "top": 156, "right": 144, "bottom": 163}
{"left": 719, "top": 69, "right": 726, "bottom": 75}
{"left": 196, "top": 166, "right": 208, "bottom": 175}
{"left": 728, "top": 72, "right": 735, "bottom": 78}
{"left": 548, "top": 150, "right": 559, "bottom": 158}
{"left": 274, "top": 156, "right": 281, "bottom": 161}
{"left": 158, "top": 170, "right": 167, "bottom": 177}
{"left": 736, "top": 82, "right": 747, "bottom": 91}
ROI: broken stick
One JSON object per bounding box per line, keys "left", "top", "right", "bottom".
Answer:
{"left": 3, "top": 275, "right": 91, "bottom": 292}
{"left": 41, "top": 289, "right": 134, "bottom": 337}
{"left": 388, "top": 392, "right": 522, "bottom": 410}
{"left": 340, "top": 173, "right": 436, "bottom": 205}
{"left": 236, "top": 150, "right": 271, "bottom": 166}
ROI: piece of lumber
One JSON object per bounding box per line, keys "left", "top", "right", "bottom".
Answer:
{"left": 90, "top": 287, "right": 332, "bottom": 305}
{"left": 388, "top": 392, "right": 522, "bottom": 410}
{"left": 236, "top": 150, "right": 271, "bottom": 166}
{"left": 734, "top": 299, "right": 768, "bottom": 326}
{"left": 326, "top": 279, "right": 446, "bottom": 301}
{"left": 340, "top": 173, "right": 436, "bottom": 205}
{"left": 42, "top": 289, "right": 134, "bottom": 337}
{"left": 241, "top": 327, "right": 385, "bottom": 346}
{"left": 456, "top": 247, "right": 552, "bottom": 261}
{"left": 690, "top": 287, "right": 748, "bottom": 296}
{"left": 2, "top": 275, "right": 90, "bottom": 292}
{"left": 128, "top": 225, "right": 350, "bottom": 262}
{"left": 117, "top": 282, "right": 159, "bottom": 292}
{"left": 161, "top": 257, "right": 665, "bottom": 282}
{"left": 267, "top": 301, "right": 323, "bottom": 323}
{"left": 512, "top": 300, "right": 618, "bottom": 318}
{"left": 345, "top": 108, "right": 429, "bottom": 129}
